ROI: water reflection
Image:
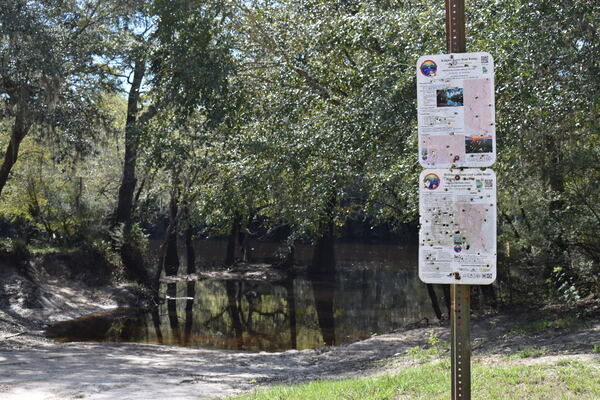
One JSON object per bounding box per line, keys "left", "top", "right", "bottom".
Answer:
{"left": 46, "top": 255, "right": 436, "bottom": 352}
{"left": 311, "top": 276, "right": 336, "bottom": 346}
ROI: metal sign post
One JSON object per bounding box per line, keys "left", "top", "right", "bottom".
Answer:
{"left": 451, "top": 283, "right": 471, "bottom": 399}
{"left": 417, "top": 1, "right": 497, "bottom": 398}
{"left": 446, "top": 0, "right": 466, "bottom": 53}
{"left": 446, "top": 1, "right": 470, "bottom": 399}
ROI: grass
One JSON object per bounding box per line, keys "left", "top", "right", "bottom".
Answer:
{"left": 503, "top": 346, "right": 548, "bottom": 360}
{"left": 229, "top": 359, "right": 600, "bottom": 400}
{"left": 509, "top": 315, "right": 586, "bottom": 335}
{"left": 28, "top": 244, "right": 80, "bottom": 254}
{"left": 405, "top": 330, "right": 449, "bottom": 361}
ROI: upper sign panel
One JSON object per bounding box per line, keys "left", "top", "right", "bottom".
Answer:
{"left": 416, "top": 52, "right": 496, "bottom": 168}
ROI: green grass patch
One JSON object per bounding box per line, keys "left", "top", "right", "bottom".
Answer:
{"left": 406, "top": 330, "right": 449, "bottom": 361}
{"left": 510, "top": 315, "right": 586, "bottom": 335}
{"left": 229, "top": 359, "right": 600, "bottom": 400}
{"left": 28, "top": 244, "right": 80, "bottom": 254}
{"left": 503, "top": 346, "right": 548, "bottom": 360}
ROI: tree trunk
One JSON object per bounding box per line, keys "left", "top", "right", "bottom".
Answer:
{"left": 113, "top": 59, "right": 150, "bottom": 286}
{"left": 152, "top": 179, "right": 180, "bottom": 291}
{"left": 481, "top": 284, "right": 498, "bottom": 309}
{"left": 0, "top": 100, "right": 31, "bottom": 197}
{"left": 309, "top": 193, "right": 337, "bottom": 276}
{"left": 114, "top": 58, "right": 146, "bottom": 228}
{"left": 442, "top": 285, "right": 451, "bottom": 316}
{"left": 164, "top": 189, "right": 180, "bottom": 277}
{"left": 240, "top": 212, "right": 253, "bottom": 263}
{"left": 309, "top": 218, "right": 336, "bottom": 276}
{"left": 426, "top": 284, "right": 443, "bottom": 321}
{"left": 279, "top": 243, "right": 295, "bottom": 270}
{"left": 224, "top": 214, "right": 241, "bottom": 265}
{"left": 544, "top": 134, "right": 570, "bottom": 282}
{"left": 185, "top": 226, "right": 196, "bottom": 274}
{"left": 120, "top": 242, "right": 150, "bottom": 285}
{"left": 545, "top": 134, "right": 565, "bottom": 214}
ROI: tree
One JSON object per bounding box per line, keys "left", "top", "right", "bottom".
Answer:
{"left": 0, "top": 0, "right": 127, "bottom": 197}
{"left": 109, "top": 0, "right": 233, "bottom": 285}
{"left": 227, "top": 0, "right": 442, "bottom": 272}
{"left": 467, "top": 0, "right": 600, "bottom": 298}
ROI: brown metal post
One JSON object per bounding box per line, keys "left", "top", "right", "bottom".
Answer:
{"left": 446, "top": 1, "right": 471, "bottom": 399}
{"left": 451, "top": 284, "right": 471, "bottom": 399}
{"left": 445, "top": 0, "right": 466, "bottom": 53}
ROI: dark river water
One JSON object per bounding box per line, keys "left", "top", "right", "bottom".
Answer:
{"left": 46, "top": 241, "right": 437, "bottom": 352}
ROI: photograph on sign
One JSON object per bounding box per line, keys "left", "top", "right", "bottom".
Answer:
{"left": 418, "top": 169, "right": 496, "bottom": 285}
{"left": 416, "top": 52, "right": 495, "bottom": 168}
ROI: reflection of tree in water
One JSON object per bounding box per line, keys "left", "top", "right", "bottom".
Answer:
{"left": 225, "top": 280, "right": 244, "bottom": 349}
{"left": 310, "top": 273, "right": 336, "bottom": 346}
{"left": 239, "top": 281, "right": 289, "bottom": 350}
{"left": 196, "top": 279, "right": 291, "bottom": 351}
{"left": 151, "top": 308, "right": 163, "bottom": 344}
{"left": 333, "top": 264, "right": 435, "bottom": 341}
{"left": 137, "top": 280, "right": 306, "bottom": 349}
{"left": 166, "top": 282, "right": 181, "bottom": 344}
{"left": 283, "top": 276, "right": 297, "bottom": 349}
{"left": 184, "top": 281, "right": 195, "bottom": 345}
{"left": 49, "top": 248, "right": 437, "bottom": 351}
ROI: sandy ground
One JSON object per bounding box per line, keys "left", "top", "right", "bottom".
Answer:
{"left": 1, "top": 264, "right": 599, "bottom": 400}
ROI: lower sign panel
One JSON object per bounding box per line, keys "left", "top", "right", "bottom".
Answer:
{"left": 419, "top": 169, "right": 496, "bottom": 285}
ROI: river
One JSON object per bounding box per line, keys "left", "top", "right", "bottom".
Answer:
{"left": 46, "top": 240, "right": 438, "bottom": 352}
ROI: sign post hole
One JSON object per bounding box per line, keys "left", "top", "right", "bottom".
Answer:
{"left": 447, "top": 1, "right": 470, "bottom": 399}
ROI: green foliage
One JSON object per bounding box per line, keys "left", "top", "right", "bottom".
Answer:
{"left": 407, "top": 329, "right": 448, "bottom": 360}
{"left": 0, "top": 0, "right": 128, "bottom": 155}
{"left": 483, "top": 0, "right": 600, "bottom": 297}
{"left": 550, "top": 267, "right": 583, "bottom": 304}
{"left": 0, "top": 121, "right": 122, "bottom": 245}
{"left": 0, "top": 237, "right": 30, "bottom": 264}
{"left": 150, "top": 0, "right": 234, "bottom": 122}
{"left": 110, "top": 222, "right": 149, "bottom": 253}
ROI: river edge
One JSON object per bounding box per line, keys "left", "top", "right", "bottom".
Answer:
{"left": 1, "top": 262, "right": 599, "bottom": 400}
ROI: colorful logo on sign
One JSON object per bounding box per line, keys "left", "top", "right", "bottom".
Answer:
{"left": 423, "top": 173, "right": 440, "bottom": 190}
{"left": 453, "top": 235, "right": 463, "bottom": 253}
{"left": 420, "top": 60, "right": 437, "bottom": 77}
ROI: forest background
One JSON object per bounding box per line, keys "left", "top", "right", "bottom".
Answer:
{"left": 0, "top": 0, "right": 598, "bottom": 307}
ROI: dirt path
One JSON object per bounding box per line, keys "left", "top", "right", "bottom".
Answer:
{"left": 1, "top": 266, "right": 599, "bottom": 400}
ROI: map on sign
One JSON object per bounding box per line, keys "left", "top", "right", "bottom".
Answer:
{"left": 418, "top": 169, "right": 496, "bottom": 285}
{"left": 417, "top": 52, "right": 495, "bottom": 168}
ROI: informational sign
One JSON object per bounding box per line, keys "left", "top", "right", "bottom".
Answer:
{"left": 418, "top": 169, "right": 496, "bottom": 285}
{"left": 416, "top": 52, "right": 495, "bottom": 168}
